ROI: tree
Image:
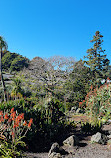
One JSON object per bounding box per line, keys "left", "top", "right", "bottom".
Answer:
{"left": 64, "top": 60, "right": 91, "bottom": 107}
{"left": 18, "top": 56, "right": 76, "bottom": 100}
{"left": 0, "top": 36, "right": 8, "bottom": 101}
{"left": 84, "top": 31, "right": 110, "bottom": 87}
{"left": 10, "top": 55, "right": 29, "bottom": 71}
{"left": 2, "top": 51, "right": 18, "bottom": 70}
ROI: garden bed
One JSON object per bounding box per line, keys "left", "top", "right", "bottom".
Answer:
{"left": 24, "top": 124, "right": 111, "bottom": 158}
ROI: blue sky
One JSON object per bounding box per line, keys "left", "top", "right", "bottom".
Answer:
{"left": 0, "top": 0, "right": 111, "bottom": 63}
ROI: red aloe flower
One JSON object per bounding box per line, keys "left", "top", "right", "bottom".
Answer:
{"left": 4, "top": 113, "right": 9, "bottom": 120}
{"left": 13, "top": 124, "right": 16, "bottom": 128}
{"left": 23, "top": 120, "right": 27, "bottom": 126}
{"left": 0, "top": 111, "right": 3, "bottom": 116}
{"left": 0, "top": 116, "right": 4, "bottom": 122}
{"left": 28, "top": 118, "right": 33, "bottom": 128}
{"left": 11, "top": 108, "right": 14, "bottom": 113}
{"left": 79, "top": 102, "right": 83, "bottom": 107}
{"left": 90, "top": 85, "right": 93, "bottom": 90}
{"left": 11, "top": 111, "right": 16, "bottom": 120}
{"left": 8, "top": 118, "right": 12, "bottom": 123}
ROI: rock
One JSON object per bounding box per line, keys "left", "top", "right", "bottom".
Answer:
{"left": 59, "top": 147, "right": 68, "bottom": 155}
{"left": 107, "top": 135, "right": 111, "bottom": 139}
{"left": 48, "top": 143, "right": 60, "bottom": 157}
{"left": 108, "top": 119, "right": 111, "bottom": 123}
{"left": 107, "top": 139, "right": 111, "bottom": 150}
{"left": 91, "top": 132, "right": 107, "bottom": 144}
{"left": 63, "top": 135, "right": 79, "bottom": 147}
{"left": 48, "top": 152, "right": 62, "bottom": 158}
{"left": 108, "top": 130, "right": 111, "bottom": 135}
{"left": 67, "top": 146, "right": 76, "bottom": 155}
{"left": 49, "top": 152, "right": 62, "bottom": 158}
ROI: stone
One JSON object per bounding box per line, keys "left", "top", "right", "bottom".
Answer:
{"left": 63, "top": 135, "right": 79, "bottom": 147}
{"left": 59, "top": 147, "right": 68, "bottom": 155}
{"left": 108, "top": 119, "right": 111, "bottom": 123}
{"left": 91, "top": 132, "right": 107, "bottom": 144}
{"left": 107, "top": 135, "right": 111, "bottom": 139}
{"left": 48, "top": 143, "right": 60, "bottom": 158}
{"left": 107, "top": 139, "right": 111, "bottom": 150}
{"left": 108, "top": 130, "right": 111, "bottom": 135}
{"left": 48, "top": 152, "right": 62, "bottom": 158}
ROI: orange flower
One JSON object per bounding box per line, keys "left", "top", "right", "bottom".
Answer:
{"left": 90, "top": 85, "right": 93, "bottom": 90}
{"left": 8, "top": 118, "right": 12, "bottom": 123}
{"left": 19, "top": 113, "right": 24, "bottom": 120}
{"left": 79, "top": 102, "right": 83, "bottom": 107}
{"left": 11, "top": 111, "right": 16, "bottom": 120}
{"left": 4, "top": 113, "right": 9, "bottom": 120}
{"left": 29, "top": 118, "right": 33, "bottom": 124}
{"left": 28, "top": 118, "right": 33, "bottom": 128}
{"left": 0, "top": 111, "right": 3, "bottom": 116}
{"left": 107, "top": 77, "right": 110, "bottom": 81}
{"left": 23, "top": 120, "right": 27, "bottom": 126}
{"left": 11, "top": 108, "right": 14, "bottom": 113}
{"left": 13, "top": 124, "right": 16, "bottom": 128}
{"left": 15, "top": 117, "right": 19, "bottom": 127}
{"left": 0, "top": 116, "right": 4, "bottom": 122}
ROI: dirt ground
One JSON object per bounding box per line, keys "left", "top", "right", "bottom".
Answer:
{"left": 24, "top": 124, "right": 111, "bottom": 158}
{"left": 24, "top": 140, "right": 111, "bottom": 158}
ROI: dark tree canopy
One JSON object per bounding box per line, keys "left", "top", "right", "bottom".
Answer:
{"left": 2, "top": 51, "right": 29, "bottom": 71}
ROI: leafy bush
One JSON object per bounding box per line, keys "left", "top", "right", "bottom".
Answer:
{"left": 81, "top": 120, "right": 102, "bottom": 134}
{"left": 79, "top": 78, "right": 111, "bottom": 123}
{"left": 10, "top": 56, "right": 29, "bottom": 71}
{"left": 0, "top": 97, "right": 71, "bottom": 152}
{"left": 2, "top": 51, "right": 29, "bottom": 72}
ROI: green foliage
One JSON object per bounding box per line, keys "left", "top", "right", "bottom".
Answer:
{"left": 2, "top": 52, "right": 18, "bottom": 70}
{"left": 0, "top": 36, "right": 8, "bottom": 52}
{"left": 10, "top": 56, "right": 29, "bottom": 71}
{"left": 1, "top": 32, "right": 110, "bottom": 154}
{"left": 0, "top": 140, "right": 23, "bottom": 158}
{"left": 64, "top": 60, "right": 91, "bottom": 107}
{"left": 84, "top": 31, "right": 110, "bottom": 87}
{"left": 83, "top": 81, "right": 111, "bottom": 123}
{"left": 81, "top": 120, "right": 102, "bottom": 134}
{"left": 1, "top": 51, "right": 29, "bottom": 72}
{"left": 11, "top": 78, "right": 23, "bottom": 98}
{"left": 0, "top": 97, "right": 71, "bottom": 152}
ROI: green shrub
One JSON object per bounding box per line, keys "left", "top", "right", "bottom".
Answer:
{"left": 81, "top": 120, "right": 102, "bottom": 134}
{"left": 79, "top": 80, "right": 111, "bottom": 123}
{"left": 0, "top": 97, "right": 71, "bottom": 152}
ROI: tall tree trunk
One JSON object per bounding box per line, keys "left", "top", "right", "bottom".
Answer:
{"left": 0, "top": 49, "right": 7, "bottom": 102}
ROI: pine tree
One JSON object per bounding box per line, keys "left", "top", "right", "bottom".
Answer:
{"left": 84, "top": 31, "right": 110, "bottom": 87}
